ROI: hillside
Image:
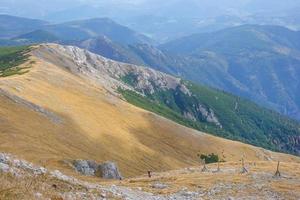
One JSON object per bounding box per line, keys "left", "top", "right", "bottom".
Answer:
{"left": 71, "top": 36, "right": 146, "bottom": 66}
{"left": 0, "top": 44, "right": 299, "bottom": 180}
{"left": 0, "top": 15, "right": 153, "bottom": 48}
{"left": 35, "top": 24, "right": 300, "bottom": 123}
{"left": 32, "top": 44, "right": 300, "bottom": 155}
{"left": 14, "top": 30, "right": 60, "bottom": 43}
{"left": 12, "top": 18, "right": 153, "bottom": 46}
{"left": 72, "top": 24, "right": 300, "bottom": 123}
{"left": 7, "top": 17, "right": 300, "bottom": 123}
{"left": 159, "top": 25, "right": 300, "bottom": 120}
{"left": 0, "top": 15, "right": 48, "bottom": 39}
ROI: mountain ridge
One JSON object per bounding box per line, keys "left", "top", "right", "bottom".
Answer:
{"left": 55, "top": 24, "right": 300, "bottom": 122}
{"left": 2, "top": 44, "right": 300, "bottom": 180}
{"left": 0, "top": 15, "right": 153, "bottom": 46}
{"left": 31, "top": 43, "right": 300, "bottom": 155}
{"left": 0, "top": 14, "right": 48, "bottom": 39}
{"left": 159, "top": 24, "right": 300, "bottom": 120}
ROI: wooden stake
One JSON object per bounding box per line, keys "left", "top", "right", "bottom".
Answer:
{"left": 241, "top": 158, "right": 248, "bottom": 174}
{"left": 201, "top": 159, "right": 209, "bottom": 172}
{"left": 148, "top": 170, "right": 152, "bottom": 178}
{"left": 274, "top": 161, "right": 281, "bottom": 177}
{"left": 217, "top": 160, "right": 220, "bottom": 172}
{"left": 201, "top": 163, "right": 208, "bottom": 172}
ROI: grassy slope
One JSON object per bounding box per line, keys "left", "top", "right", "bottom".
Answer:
{"left": 0, "top": 46, "right": 30, "bottom": 77}
{"left": 119, "top": 77, "right": 300, "bottom": 155}
{"left": 121, "top": 161, "right": 300, "bottom": 199}
{"left": 1, "top": 53, "right": 298, "bottom": 178}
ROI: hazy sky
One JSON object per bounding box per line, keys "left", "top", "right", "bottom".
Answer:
{"left": 0, "top": 0, "right": 299, "bottom": 20}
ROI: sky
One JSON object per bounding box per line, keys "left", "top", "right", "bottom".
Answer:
{"left": 0, "top": 0, "right": 299, "bottom": 21}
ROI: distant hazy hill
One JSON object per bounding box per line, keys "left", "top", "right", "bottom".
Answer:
{"left": 159, "top": 25, "right": 300, "bottom": 120}
{"left": 0, "top": 15, "right": 48, "bottom": 39}
{"left": 14, "top": 30, "right": 60, "bottom": 43}
{"left": 41, "top": 18, "right": 153, "bottom": 45}
{"left": 160, "top": 25, "right": 300, "bottom": 54}
{"left": 0, "top": 15, "right": 153, "bottom": 46}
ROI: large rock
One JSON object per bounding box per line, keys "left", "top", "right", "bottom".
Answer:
{"left": 0, "top": 153, "right": 9, "bottom": 164}
{"left": 0, "top": 162, "right": 10, "bottom": 173}
{"left": 73, "top": 160, "right": 122, "bottom": 180}
{"left": 97, "top": 162, "right": 122, "bottom": 180}
{"left": 73, "top": 160, "right": 98, "bottom": 176}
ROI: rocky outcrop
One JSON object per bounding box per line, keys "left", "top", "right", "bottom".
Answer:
{"left": 98, "top": 162, "right": 122, "bottom": 180}
{"left": 0, "top": 162, "right": 9, "bottom": 173}
{"left": 170, "top": 103, "right": 222, "bottom": 128}
{"left": 73, "top": 160, "right": 122, "bottom": 180}
{"left": 73, "top": 160, "right": 98, "bottom": 176}
{"left": 0, "top": 153, "right": 48, "bottom": 176}
{"left": 32, "top": 44, "right": 189, "bottom": 96}
{"left": 32, "top": 44, "right": 223, "bottom": 127}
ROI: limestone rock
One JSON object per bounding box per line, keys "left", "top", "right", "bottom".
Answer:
{"left": 73, "top": 160, "right": 98, "bottom": 176}
{"left": 0, "top": 162, "right": 10, "bottom": 173}
{"left": 151, "top": 183, "right": 168, "bottom": 189}
{"left": 73, "top": 160, "right": 122, "bottom": 180}
{"left": 97, "top": 162, "right": 122, "bottom": 180}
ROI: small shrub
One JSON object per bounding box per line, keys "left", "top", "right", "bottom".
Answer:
{"left": 198, "top": 153, "right": 220, "bottom": 164}
{"left": 0, "top": 46, "right": 30, "bottom": 77}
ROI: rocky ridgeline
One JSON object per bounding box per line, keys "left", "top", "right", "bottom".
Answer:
{"left": 32, "top": 44, "right": 221, "bottom": 127}
{"left": 33, "top": 44, "right": 184, "bottom": 95}
{"left": 0, "top": 153, "right": 47, "bottom": 176}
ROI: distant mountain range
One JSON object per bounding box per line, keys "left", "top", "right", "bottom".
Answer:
{"left": 2, "top": 15, "right": 300, "bottom": 123}
{"left": 159, "top": 25, "right": 300, "bottom": 120}
{"left": 0, "top": 15, "right": 48, "bottom": 39}
{"left": 65, "top": 24, "right": 300, "bottom": 122}
{"left": 1, "top": 1, "right": 300, "bottom": 42}
{"left": 56, "top": 23, "right": 300, "bottom": 122}
{"left": 0, "top": 15, "right": 153, "bottom": 46}
{"left": 120, "top": 13, "right": 300, "bottom": 43}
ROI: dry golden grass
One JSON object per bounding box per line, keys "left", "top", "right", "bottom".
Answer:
{"left": 0, "top": 173, "right": 76, "bottom": 200}
{"left": 0, "top": 54, "right": 299, "bottom": 180}
{"left": 0, "top": 171, "right": 120, "bottom": 200}
{"left": 120, "top": 161, "right": 300, "bottom": 199}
